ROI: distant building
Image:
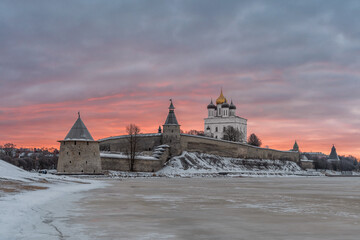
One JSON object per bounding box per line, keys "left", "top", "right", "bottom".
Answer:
{"left": 57, "top": 113, "right": 102, "bottom": 174}
{"left": 328, "top": 145, "right": 340, "bottom": 162}
{"left": 204, "top": 89, "right": 247, "bottom": 142}
{"left": 292, "top": 140, "right": 300, "bottom": 152}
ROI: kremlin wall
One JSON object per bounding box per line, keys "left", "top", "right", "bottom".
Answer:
{"left": 57, "top": 92, "right": 300, "bottom": 174}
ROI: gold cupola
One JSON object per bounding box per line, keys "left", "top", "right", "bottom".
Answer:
{"left": 216, "top": 89, "right": 227, "bottom": 105}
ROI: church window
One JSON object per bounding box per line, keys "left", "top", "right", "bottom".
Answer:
{"left": 223, "top": 127, "right": 226, "bottom": 132}
{"left": 67, "top": 152, "right": 68, "bottom": 155}
{"left": 79, "top": 152, "right": 81, "bottom": 155}
{"left": 215, "top": 136, "right": 218, "bottom": 139}
{"left": 215, "top": 127, "right": 218, "bottom": 132}
{"left": 86, "top": 161, "right": 87, "bottom": 164}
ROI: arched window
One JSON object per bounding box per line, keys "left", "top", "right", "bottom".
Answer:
{"left": 215, "top": 127, "right": 218, "bottom": 132}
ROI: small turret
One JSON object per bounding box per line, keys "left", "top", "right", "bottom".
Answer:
{"left": 207, "top": 99, "right": 216, "bottom": 117}
{"left": 292, "top": 140, "right": 299, "bottom": 152}
{"left": 221, "top": 100, "right": 230, "bottom": 117}
{"left": 229, "top": 100, "right": 236, "bottom": 116}
{"left": 328, "top": 145, "right": 340, "bottom": 161}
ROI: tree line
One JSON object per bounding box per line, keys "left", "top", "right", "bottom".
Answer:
{"left": 0, "top": 143, "right": 58, "bottom": 171}
{"left": 307, "top": 154, "right": 359, "bottom": 171}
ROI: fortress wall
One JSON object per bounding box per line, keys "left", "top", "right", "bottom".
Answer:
{"left": 180, "top": 134, "right": 299, "bottom": 162}
{"left": 101, "top": 147, "right": 170, "bottom": 172}
{"left": 99, "top": 134, "right": 162, "bottom": 152}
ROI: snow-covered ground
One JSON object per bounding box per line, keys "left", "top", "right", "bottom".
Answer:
{"left": 0, "top": 160, "right": 105, "bottom": 240}
{"left": 157, "top": 151, "right": 323, "bottom": 177}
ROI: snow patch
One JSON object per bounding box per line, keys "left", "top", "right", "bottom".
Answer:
{"left": 157, "top": 152, "right": 321, "bottom": 177}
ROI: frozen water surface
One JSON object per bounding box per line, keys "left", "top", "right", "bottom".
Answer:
{"left": 60, "top": 177, "right": 360, "bottom": 240}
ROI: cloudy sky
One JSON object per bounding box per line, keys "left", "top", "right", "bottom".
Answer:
{"left": 1, "top": 0, "right": 360, "bottom": 157}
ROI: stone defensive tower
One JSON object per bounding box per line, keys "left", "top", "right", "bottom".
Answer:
{"left": 292, "top": 140, "right": 299, "bottom": 152}
{"left": 328, "top": 145, "right": 340, "bottom": 162}
{"left": 162, "top": 99, "right": 182, "bottom": 156}
{"left": 57, "top": 113, "right": 102, "bottom": 174}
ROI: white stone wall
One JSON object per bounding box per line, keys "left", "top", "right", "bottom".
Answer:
{"left": 204, "top": 116, "right": 247, "bottom": 142}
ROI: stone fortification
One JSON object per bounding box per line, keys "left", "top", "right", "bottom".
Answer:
{"left": 99, "top": 133, "right": 162, "bottom": 152}
{"left": 58, "top": 140, "right": 102, "bottom": 174}
{"left": 180, "top": 134, "right": 299, "bottom": 162}
{"left": 57, "top": 114, "right": 102, "bottom": 174}
{"left": 101, "top": 145, "right": 170, "bottom": 172}
{"left": 99, "top": 133, "right": 299, "bottom": 172}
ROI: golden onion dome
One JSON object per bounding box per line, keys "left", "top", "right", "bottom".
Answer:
{"left": 216, "top": 89, "right": 227, "bottom": 105}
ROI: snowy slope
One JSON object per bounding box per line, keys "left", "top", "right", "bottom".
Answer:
{"left": 0, "top": 159, "right": 106, "bottom": 240}
{"left": 158, "top": 152, "right": 313, "bottom": 176}
{"left": 0, "top": 159, "right": 44, "bottom": 182}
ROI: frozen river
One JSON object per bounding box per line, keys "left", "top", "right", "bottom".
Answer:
{"left": 61, "top": 177, "right": 360, "bottom": 240}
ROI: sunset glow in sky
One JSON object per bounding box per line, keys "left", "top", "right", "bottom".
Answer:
{"left": 1, "top": 0, "right": 360, "bottom": 158}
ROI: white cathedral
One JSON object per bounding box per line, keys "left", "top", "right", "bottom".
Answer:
{"left": 204, "top": 90, "right": 247, "bottom": 142}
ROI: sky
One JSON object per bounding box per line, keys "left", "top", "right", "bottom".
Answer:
{"left": 1, "top": 0, "right": 360, "bottom": 157}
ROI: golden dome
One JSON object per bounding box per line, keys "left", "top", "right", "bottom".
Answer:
{"left": 216, "top": 89, "right": 227, "bottom": 105}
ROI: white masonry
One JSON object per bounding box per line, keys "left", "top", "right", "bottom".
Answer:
{"left": 204, "top": 90, "right": 247, "bottom": 142}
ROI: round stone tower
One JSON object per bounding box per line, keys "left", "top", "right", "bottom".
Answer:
{"left": 57, "top": 113, "right": 102, "bottom": 174}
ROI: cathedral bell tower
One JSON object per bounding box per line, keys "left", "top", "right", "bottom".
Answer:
{"left": 162, "top": 99, "right": 182, "bottom": 156}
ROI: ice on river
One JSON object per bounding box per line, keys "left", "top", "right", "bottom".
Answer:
{"left": 3, "top": 177, "right": 357, "bottom": 240}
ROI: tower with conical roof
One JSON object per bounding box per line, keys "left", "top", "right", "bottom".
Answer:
{"left": 162, "top": 99, "right": 181, "bottom": 156}
{"left": 328, "top": 145, "right": 340, "bottom": 162}
{"left": 292, "top": 140, "right": 299, "bottom": 152}
{"left": 57, "top": 113, "right": 102, "bottom": 174}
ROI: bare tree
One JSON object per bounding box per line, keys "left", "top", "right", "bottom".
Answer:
{"left": 248, "top": 133, "right": 262, "bottom": 147}
{"left": 3, "top": 143, "right": 16, "bottom": 156}
{"left": 126, "top": 124, "right": 140, "bottom": 171}
{"left": 222, "top": 126, "right": 242, "bottom": 142}
{"left": 186, "top": 129, "right": 205, "bottom": 136}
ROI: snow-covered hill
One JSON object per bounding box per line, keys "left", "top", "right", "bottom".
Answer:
{"left": 158, "top": 152, "right": 318, "bottom": 177}
{"left": 0, "top": 160, "right": 105, "bottom": 239}
{"left": 0, "top": 159, "right": 45, "bottom": 182}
